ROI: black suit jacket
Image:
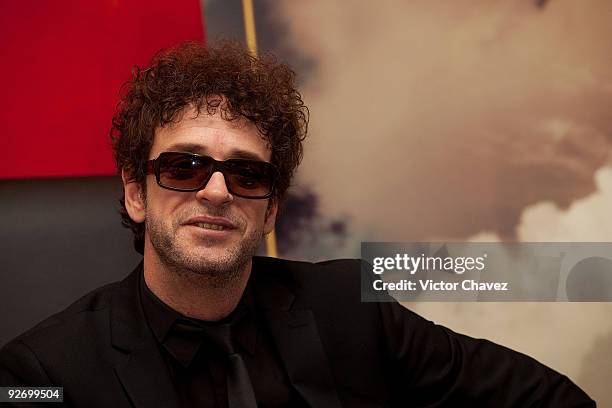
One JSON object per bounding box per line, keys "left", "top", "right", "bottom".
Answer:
{"left": 0, "top": 257, "right": 595, "bottom": 407}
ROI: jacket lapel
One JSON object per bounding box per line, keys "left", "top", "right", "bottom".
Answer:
{"left": 110, "top": 265, "right": 181, "bottom": 408}
{"left": 108, "top": 260, "right": 342, "bottom": 408}
{"left": 253, "top": 260, "right": 343, "bottom": 408}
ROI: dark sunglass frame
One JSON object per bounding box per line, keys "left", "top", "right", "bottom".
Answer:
{"left": 145, "top": 151, "right": 278, "bottom": 199}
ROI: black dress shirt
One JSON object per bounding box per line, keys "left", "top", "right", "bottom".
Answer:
{"left": 140, "top": 272, "right": 306, "bottom": 408}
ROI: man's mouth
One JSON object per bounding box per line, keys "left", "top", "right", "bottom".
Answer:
{"left": 184, "top": 216, "right": 237, "bottom": 232}
{"left": 194, "top": 222, "right": 226, "bottom": 231}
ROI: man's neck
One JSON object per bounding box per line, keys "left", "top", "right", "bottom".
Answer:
{"left": 142, "top": 255, "right": 251, "bottom": 322}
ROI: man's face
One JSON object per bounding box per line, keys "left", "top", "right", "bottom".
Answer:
{"left": 124, "top": 107, "right": 277, "bottom": 284}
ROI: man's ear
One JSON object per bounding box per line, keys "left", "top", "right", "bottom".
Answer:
{"left": 263, "top": 198, "right": 279, "bottom": 235}
{"left": 122, "top": 169, "right": 146, "bottom": 223}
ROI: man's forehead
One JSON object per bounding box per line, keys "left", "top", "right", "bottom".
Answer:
{"left": 151, "top": 105, "right": 271, "bottom": 160}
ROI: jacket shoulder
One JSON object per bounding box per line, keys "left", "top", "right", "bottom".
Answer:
{"left": 252, "top": 256, "right": 369, "bottom": 309}
{"left": 253, "top": 256, "right": 362, "bottom": 275}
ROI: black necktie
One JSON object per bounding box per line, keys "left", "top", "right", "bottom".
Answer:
{"left": 173, "top": 319, "right": 258, "bottom": 408}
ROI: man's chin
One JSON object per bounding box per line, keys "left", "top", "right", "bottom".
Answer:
{"left": 147, "top": 226, "right": 260, "bottom": 282}
{"left": 173, "top": 247, "right": 249, "bottom": 276}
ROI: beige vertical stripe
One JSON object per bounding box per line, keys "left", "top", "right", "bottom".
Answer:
{"left": 241, "top": 0, "right": 258, "bottom": 56}
{"left": 241, "top": 0, "right": 278, "bottom": 257}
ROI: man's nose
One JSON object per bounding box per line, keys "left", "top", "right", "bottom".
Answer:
{"left": 195, "top": 171, "right": 233, "bottom": 205}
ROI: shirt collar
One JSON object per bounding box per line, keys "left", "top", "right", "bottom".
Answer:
{"left": 139, "top": 270, "right": 258, "bottom": 368}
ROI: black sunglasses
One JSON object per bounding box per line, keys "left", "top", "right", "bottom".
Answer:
{"left": 146, "top": 152, "right": 278, "bottom": 199}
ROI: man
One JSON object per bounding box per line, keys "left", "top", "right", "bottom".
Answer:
{"left": 0, "top": 41, "right": 595, "bottom": 407}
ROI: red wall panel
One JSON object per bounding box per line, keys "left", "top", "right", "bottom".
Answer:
{"left": 0, "top": 0, "right": 205, "bottom": 179}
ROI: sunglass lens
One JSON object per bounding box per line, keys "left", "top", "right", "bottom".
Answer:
{"left": 158, "top": 153, "right": 211, "bottom": 190}
{"left": 225, "top": 161, "right": 274, "bottom": 198}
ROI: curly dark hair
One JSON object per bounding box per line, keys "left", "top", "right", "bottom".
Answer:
{"left": 110, "top": 41, "right": 309, "bottom": 254}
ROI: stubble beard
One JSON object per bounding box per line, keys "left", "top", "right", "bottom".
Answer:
{"left": 145, "top": 208, "right": 264, "bottom": 289}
